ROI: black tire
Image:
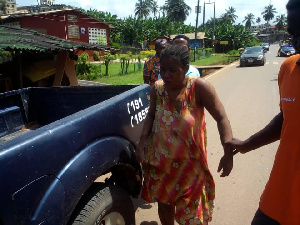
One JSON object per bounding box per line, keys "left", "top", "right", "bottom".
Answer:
{"left": 70, "top": 183, "right": 135, "bottom": 225}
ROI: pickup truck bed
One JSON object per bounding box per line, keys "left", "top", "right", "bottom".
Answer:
{"left": 0, "top": 84, "right": 150, "bottom": 225}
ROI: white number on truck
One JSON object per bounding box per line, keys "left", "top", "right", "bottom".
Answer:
{"left": 127, "top": 98, "right": 148, "bottom": 127}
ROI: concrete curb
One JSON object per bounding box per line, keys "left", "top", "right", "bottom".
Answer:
{"left": 203, "top": 60, "right": 239, "bottom": 80}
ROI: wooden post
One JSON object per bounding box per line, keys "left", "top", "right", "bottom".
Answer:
{"left": 53, "top": 51, "right": 78, "bottom": 86}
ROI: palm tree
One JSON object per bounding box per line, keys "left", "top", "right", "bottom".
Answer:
{"left": 135, "top": 0, "right": 151, "bottom": 19}
{"left": 261, "top": 4, "right": 277, "bottom": 26}
{"left": 164, "top": 0, "right": 191, "bottom": 23}
{"left": 225, "top": 6, "right": 238, "bottom": 24}
{"left": 274, "top": 14, "right": 287, "bottom": 31}
{"left": 243, "top": 13, "right": 255, "bottom": 29}
{"left": 150, "top": 0, "right": 160, "bottom": 17}
{"left": 220, "top": 13, "right": 231, "bottom": 24}
{"left": 160, "top": 5, "right": 168, "bottom": 17}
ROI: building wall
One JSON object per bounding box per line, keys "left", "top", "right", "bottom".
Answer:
{"left": 40, "top": 0, "right": 55, "bottom": 5}
{"left": 0, "top": 0, "right": 17, "bottom": 15}
{"left": 20, "top": 10, "right": 110, "bottom": 45}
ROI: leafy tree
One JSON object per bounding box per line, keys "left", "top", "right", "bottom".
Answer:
{"left": 81, "top": 9, "right": 118, "bottom": 24}
{"left": 164, "top": 0, "right": 191, "bottom": 23}
{"left": 274, "top": 14, "right": 287, "bottom": 31}
{"left": 103, "top": 52, "right": 115, "bottom": 76}
{"left": 261, "top": 4, "right": 277, "bottom": 26}
{"left": 118, "top": 16, "right": 142, "bottom": 46}
{"left": 120, "top": 53, "right": 131, "bottom": 74}
{"left": 97, "top": 36, "right": 107, "bottom": 45}
{"left": 205, "top": 22, "right": 259, "bottom": 51}
{"left": 243, "top": 13, "right": 255, "bottom": 29}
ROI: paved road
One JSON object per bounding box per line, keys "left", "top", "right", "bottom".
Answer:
{"left": 133, "top": 44, "right": 286, "bottom": 225}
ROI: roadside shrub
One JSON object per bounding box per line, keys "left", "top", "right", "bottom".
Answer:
{"left": 126, "top": 51, "right": 133, "bottom": 57}
{"left": 204, "top": 48, "right": 213, "bottom": 57}
{"left": 103, "top": 52, "right": 116, "bottom": 76}
{"left": 120, "top": 54, "right": 131, "bottom": 74}
{"left": 0, "top": 51, "right": 12, "bottom": 64}
{"left": 120, "top": 46, "right": 137, "bottom": 54}
{"left": 140, "top": 50, "right": 155, "bottom": 57}
{"left": 238, "top": 48, "right": 245, "bottom": 55}
{"left": 227, "top": 50, "right": 240, "bottom": 55}
{"left": 127, "top": 54, "right": 143, "bottom": 72}
{"left": 111, "top": 42, "right": 121, "bottom": 49}
{"left": 93, "top": 51, "right": 100, "bottom": 61}
{"left": 191, "top": 48, "right": 209, "bottom": 60}
{"left": 76, "top": 52, "right": 101, "bottom": 80}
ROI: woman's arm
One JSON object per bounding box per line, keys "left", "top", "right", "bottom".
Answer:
{"left": 195, "top": 78, "right": 233, "bottom": 149}
{"left": 136, "top": 86, "right": 157, "bottom": 162}
{"left": 195, "top": 78, "right": 234, "bottom": 177}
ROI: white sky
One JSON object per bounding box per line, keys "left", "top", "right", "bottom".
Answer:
{"left": 17, "top": 0, "right": 287, "bottom": 26}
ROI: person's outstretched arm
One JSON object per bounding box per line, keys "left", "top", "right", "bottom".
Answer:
{"left": 136, "top": 86, "right": 156, "bottom": 163}
{"left": 230, "top": 111, "right": 283, "bottom": 154}
{"left": 195, "top": 78, "right": 234, "bottom": 177}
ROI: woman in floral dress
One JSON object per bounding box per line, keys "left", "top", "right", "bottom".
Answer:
{"left": 136, "top": 45, "right": 234, "bottom": 225}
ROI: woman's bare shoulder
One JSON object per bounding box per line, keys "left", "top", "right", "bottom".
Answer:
{"left": 194, "top": 77, "right": 214, "bottom": 91}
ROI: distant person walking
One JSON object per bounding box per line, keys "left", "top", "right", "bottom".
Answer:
{"left": 143, "top": 39, "right": 167, "bottom": 86}
{"left": 137, "top": 45, "right": 234, "bottom": 225}
{"left": 158, "top": 35, "right": 201, "bottom": 80}
{"left": 171, "top": 35, "right": 201, "bottom": 77}
{"left": 228, "top": 0, "right": 300, "bottom": 224}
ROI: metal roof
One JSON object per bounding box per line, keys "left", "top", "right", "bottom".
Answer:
{"left": 0, "top": 25, "right": 111, "bottom": 52}
{"left": 0, "top": 9, "right": 115, "bottom": 29}
{"left": 170, "top": 32, "right": 206, "bottom": 40}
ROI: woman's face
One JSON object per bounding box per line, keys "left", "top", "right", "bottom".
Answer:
{"left": 160, "top": 57, "right": 188, "bottom": 88}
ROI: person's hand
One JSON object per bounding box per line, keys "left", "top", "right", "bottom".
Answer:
{"left": 136, "top": 138, "right": 148, "bottom": 163}
{"left": 217, "top": 153, "right": 233, "bottom": 177}
{"left": 227, "top": 138, "right": 249, "bottom": 154}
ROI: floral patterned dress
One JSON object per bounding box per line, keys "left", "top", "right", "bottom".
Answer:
{"left": 142, "top": 76, "right": 215, "bottom": 225}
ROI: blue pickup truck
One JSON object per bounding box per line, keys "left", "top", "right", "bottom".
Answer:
{"left": 0, "top": 84, "right": 150, "bottom": 225}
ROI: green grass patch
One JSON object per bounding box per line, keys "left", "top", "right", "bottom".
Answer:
{"left": 85, "top": 55, "right": 239, "bottom": 85}
{"left": 95, "top": 62, "right": 144, "bottom": 85}
{"left": 192, "top": 54, "right": 239, "bottom": 66}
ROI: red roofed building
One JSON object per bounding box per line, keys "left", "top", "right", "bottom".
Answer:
{"left": 0, "top": 9, "right": 114, "bottom": 56}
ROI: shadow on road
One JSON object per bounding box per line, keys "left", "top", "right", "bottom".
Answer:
{"left": 133, "top": 197, "right": 153, "bottom": 210}
{"left": 140, "top": 222, "right": 158, "bottom": 225}
{"left": 132, "top": 196, "right": 159, "bottom": 225}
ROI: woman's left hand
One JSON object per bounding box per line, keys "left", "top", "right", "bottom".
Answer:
{"left": 217, "top": 153, "right": 233, "bottom": 177}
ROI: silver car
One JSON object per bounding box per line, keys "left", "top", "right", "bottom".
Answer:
{"left": 240, "top": 46, "right": 266, "bottom": 67}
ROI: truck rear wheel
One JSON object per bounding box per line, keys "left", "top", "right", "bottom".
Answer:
{"left": 70, "top": 183, "right": 135, "bottom": 225}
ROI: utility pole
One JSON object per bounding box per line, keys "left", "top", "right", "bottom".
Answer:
{"left": 212, "top": 1, "right": 215, "bottom": 53}
{"left": 202, "top": 1, "right": 215, "bottom": 51}
{"left": 194, "top": 0, "right": 200, "bottom": 62}
{"left": 202, "top": 2, "right": 205, "bottom": 31}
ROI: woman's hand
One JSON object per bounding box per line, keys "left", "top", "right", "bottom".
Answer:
{"left": 217, "top": 152, "right": 233, "bottom": 177}
{"left": 217, "top": 138, "right": 253, "bottom": 177}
